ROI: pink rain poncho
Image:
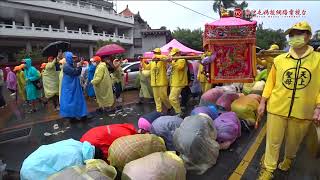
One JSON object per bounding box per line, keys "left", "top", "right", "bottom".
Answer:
{"left": 200, "top": 88, "right": 224, "bottom": 105}
{"left": 216, "top": 93, "right": 240, "bottom": 111}
{"left": 5, "top": 67, "right": 17, "bottom": 91}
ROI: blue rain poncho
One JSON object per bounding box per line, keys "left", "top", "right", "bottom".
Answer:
{"left": 20, "top": 139, "right": 95, "bottom": 180}
{"left": 150, "top": 116, "right": 183, "bottom": 151}
{"left": 60, "top": 52, "right": 88, "bottom": 118}
{"left": 24, "top": 58, "right": 40, "bottom": 101}
{"left": 87, "top": 64, "right": 96, "bottom": 97}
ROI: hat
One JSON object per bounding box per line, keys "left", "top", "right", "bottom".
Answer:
{"left": 13, "top": 66, "right": 20, "bottom": 72}
{"left": 40, "top": 63, "right": 47, "bottom": 69}
{"left": 169, "top": 48, "right": 180, "bottom": 56}
{"left": 152, "top": 48, "right": 161, "bottom": 53}
{"left": 268, "top": 44, "right": 279, "bottom": 51}
{"left": 92, "top": 56, "right": 101, "bottom": 62}
{"left": 284, "top": 21, "right": 312, "bottom": 35}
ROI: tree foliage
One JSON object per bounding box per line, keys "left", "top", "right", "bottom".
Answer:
{"left": 256, "top": 23, "right": 287, "bottom": 50}
{"left": 172, "top": 28, "right": 203, "bottom": 51}
{"left": 16, "top": 48, "right": 43, "bottom": 61}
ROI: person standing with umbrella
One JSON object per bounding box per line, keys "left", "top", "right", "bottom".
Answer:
{"left": 91, "top": 56, "right": 114, "bottom": 112}
{"left": 60, "top": 52, "right": 88, "bottom": 120}
{"left": 42, "top": 57, "right": 60, "bottom": 111}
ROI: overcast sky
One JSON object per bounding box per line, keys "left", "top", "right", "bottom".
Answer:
{"left": 116, "top": 1, "right": 320, "bottom": 34}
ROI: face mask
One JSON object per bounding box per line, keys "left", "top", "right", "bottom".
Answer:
{"left": 92, "top": 62, "right": 97, "bottom": 66}
{"left": 288, "top": 35, "right": 306, "bottom": 48}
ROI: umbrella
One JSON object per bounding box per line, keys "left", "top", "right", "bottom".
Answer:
{"left": 95, "top": 44, "right": 125, "bottom": 57}
{"left": 42, "top": 41, "right": 70, "bottom": 57}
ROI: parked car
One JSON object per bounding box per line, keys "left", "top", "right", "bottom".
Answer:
{"left": 122, "top": 61, "right": 140, "bottom": 89}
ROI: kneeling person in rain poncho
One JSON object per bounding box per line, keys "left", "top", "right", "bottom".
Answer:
{"left": 138, "top": 111, "right": 163, "bottom": 133}
{"left": 108, "top": 134, "right": 166, "bottom": 171}
{"left": 20, "top": 139, "right": 104, "bottom": 180}
{"left": 60, "top": 52, "right": 88, "bottom": 119}
{"left": 91, "top": 56, "right": 114, "bottom": 111}
{"left": 80, "top": 123, "right": 137, "bottom": 159}
{"left": 173, "top": 115, "right": 220, "bottom": 175}
{"left": 150, "top": 116, "right": 183, "bottom": 151}
{"left": 122, "top": 152, "right": 186, "bottom": 180}
{"left": 48, "top": 159, "right": 117, "bottom": 180}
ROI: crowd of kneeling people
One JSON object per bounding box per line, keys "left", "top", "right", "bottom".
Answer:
{"left": 20, "top": 69, "right": 267, "bottom": 180}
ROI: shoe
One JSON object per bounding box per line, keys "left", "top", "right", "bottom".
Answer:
{"left": 257, "top": 168, "right": 273, "bottom": 180}
{"left": 10, "top": 93, "right": 16, "bottom": 96}
{"left": 278, "top": 158, "right": 292, "bottom": 171}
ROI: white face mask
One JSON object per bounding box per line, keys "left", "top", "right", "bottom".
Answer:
{"left": 92, "top": 62, "right": 97, "bottom": 66}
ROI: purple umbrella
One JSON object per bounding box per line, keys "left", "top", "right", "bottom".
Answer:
{"left": 95, "top": 44, "right": 126, "bottom": 57}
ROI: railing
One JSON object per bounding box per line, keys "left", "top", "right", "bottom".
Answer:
{"left": 9, "top": 0, "right": 134, "bottom": 23}
{"left": 0, "top": 23, "right": 133, "bottom": 43}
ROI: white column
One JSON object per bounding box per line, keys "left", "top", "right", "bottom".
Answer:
{"left": 88, "top": 23, "right": 92, "bottom": 33}
{"left": 114, "top": 26, "right": 118, "bottom": 36}
{"left": 23, "top": 11, "right": 30, "bottom": 26}
{"left": 89, "top": 44, "right": 94, "bottom": 58}
{"left": 26, "top": 41, "right": 32, "bottom": 53}
{"left": 59, "top": 16, "right": 65, "bottom": 30}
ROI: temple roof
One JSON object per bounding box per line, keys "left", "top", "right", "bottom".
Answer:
{"left": 119, "top": 5, "right": 134, "bottom": 17}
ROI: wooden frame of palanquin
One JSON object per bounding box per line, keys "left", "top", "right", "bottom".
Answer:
{"left": 204, "top": 21, "right": 257, "bottom": 84}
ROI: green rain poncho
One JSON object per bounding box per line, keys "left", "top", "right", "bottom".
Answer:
{"left": 24, "top": 58, "right": 41, "bottom": 101}
{"left": 42, "top": 60, "right": 59, "bottom": 98}
{"left": 16, "top": 70, "right": 26, "bottom": 101}
{"left": 135, "top": 70, "right": 153, "bottom": 99}
{"left": 91, "top": 62, "right": 114, "bottom": 108}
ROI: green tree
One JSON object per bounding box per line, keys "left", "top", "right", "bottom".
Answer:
{"left": 16, "top": 48, "right": 43, "bottom": 62}
{"left": 256, "top": 23, "right": 287, "bottom": 50}
{"left": 172, "top": 28, "right": 203, "bottom": 51}
{"left": 95, "top": 39, "right": 121, "bottom": 51}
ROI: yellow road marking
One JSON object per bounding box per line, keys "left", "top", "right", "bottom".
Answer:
{"left": 228, "top": 123, "right": 267, "bottom": 180}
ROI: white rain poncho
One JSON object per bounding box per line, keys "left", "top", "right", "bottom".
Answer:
{"left": 122, "top": 152, "right": 186, "bottom": 180}
{"left": 173, "top": 115, "right": 220, "bottom": 175}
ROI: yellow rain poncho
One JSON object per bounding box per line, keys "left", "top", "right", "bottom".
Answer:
{"left": 42, "top": 59, "right": 59, "bottom": 99}
{"left": 16, "top": 70, "right": 26, "bottom": 101}
{"left": 91, "top": 62, "right": 114, "bottom": 108}
{"left": 198, "top": 64, "right": 212, "bottom": 93}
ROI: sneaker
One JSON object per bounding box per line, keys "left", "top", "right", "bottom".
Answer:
{"left": 258, "top": 168, "right": 273, "bottom": 180}
{"left": 278, "top": 158, "right": 292, "bottom": 171}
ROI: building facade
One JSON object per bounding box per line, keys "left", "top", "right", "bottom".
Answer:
{"left": 0, "top": 1, "right": 171, "bottom": 64}
{"left": 0, "top": 0, "right": 134, "bottom": 64}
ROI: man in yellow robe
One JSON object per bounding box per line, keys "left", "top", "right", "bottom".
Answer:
{"left": 257, "top": 21, "right": 320, "bottom": 180}
{"left": 142, "top": 48, "right": 171, "bottom": 113}
{"left": 168, "top": 48, "right": 188, "bottom": 116}
{"left": 91, "top": 56, "right": 114, "bottom": 112}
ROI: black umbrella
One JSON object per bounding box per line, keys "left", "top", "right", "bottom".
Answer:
{"left": 42, "top": 41, "right": 70, "bottom": 57}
